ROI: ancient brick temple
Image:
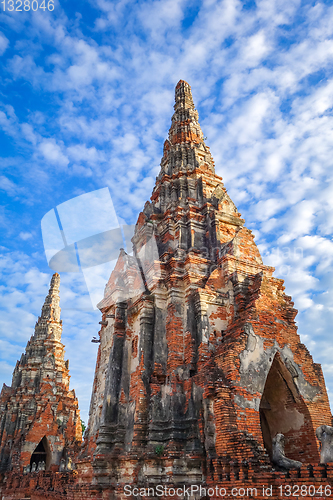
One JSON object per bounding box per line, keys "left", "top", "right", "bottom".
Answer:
{"left": 1, "top": 81, "right": 333, "bottom": 499}
{"left": 0, "top": 273, "right": 82, "bottom": 474}
{"left": 74, "top": 81, "right": 332, "bottom": 498}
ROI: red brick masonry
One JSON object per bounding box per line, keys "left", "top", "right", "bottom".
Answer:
{"left": 1, "top": 81, "right": 332, "bottom": 499}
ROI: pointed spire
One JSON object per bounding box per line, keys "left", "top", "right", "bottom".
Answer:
{"left": 174, "top": 80, "right": 195, "bottom": 112}
{"left": 40, "top": 272, "right": 61, "bottom": 322}
{"left": 9, "top": 272, "right": 68, "bottom": 390}
{"left": 168, "top": 80, "right": 205, "bottom": 148}
{"left": 34, "top": 273, "right": 62, "bottom": 341}
{"left": 135, "top": 81, "right": 222, "bottom": 253}
{"left": 151, "top": 80, "right": 215, "bottom": 207}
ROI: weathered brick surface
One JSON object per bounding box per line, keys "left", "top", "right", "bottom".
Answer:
{"left": 1, "top": 81, "right": 332, "bottom": 499}
{"left": 74, "top": 81, "right": 332, "bottom": 496}
{"left": 0, "top": 469, "right": 77, "bottom": 499}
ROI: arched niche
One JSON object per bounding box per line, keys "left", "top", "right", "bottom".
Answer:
{"left": 30, "top": 436, "right": 51, "bottom": 470}
{"left": 259, "top": 352, "right": 319, "bottom": 463}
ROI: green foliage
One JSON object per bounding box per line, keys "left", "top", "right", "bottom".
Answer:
{"left": 81, "top": 419, "right": 86, "bottom": 434}
{"left": 155, "top": 444, "right": 164, "bottom": 457}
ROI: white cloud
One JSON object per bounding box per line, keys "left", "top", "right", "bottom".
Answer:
{"left": 278, "top": 200, "right": 318, "bottom": 243}
{"left": 0, "top": 32, "right": 9, "bottom": 55}
{"left": 240, "top": 30, "right": 271, "bottom": 69}
{"left": 138, "top": 0, "right": 186, "bottom": 42}
{"left": 254, "top": 198, "right": 285, "bottom": 222}
{"left": 19, "top": 231, "right": 33, "bottom": 240}
{"left": 38, "top": 139, "right": 69, "bottom": 167}
{"left": 66, "top": 144, "right": 106, "bottom": 164}
{"left": 113, "top": 133, "right": 139, "bottom": 153}
{"left": 0, "top": 176, "right": 20, "bottom": 197}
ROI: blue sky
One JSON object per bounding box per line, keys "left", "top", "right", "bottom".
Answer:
{"left": 1, "top": 0, "right": 333, "bottom": 424}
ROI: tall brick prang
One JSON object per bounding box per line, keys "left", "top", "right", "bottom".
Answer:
{"left": 77, "top": 81, "right": 332, "bottom": 498}
{"left": 0, "top": 273, "right": 82, "bottom": 473}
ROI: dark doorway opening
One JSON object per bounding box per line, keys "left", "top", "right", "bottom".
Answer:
{"left": 30, "top": 436, "right": 51, "bottom": 470}
{"left": 259, "top": 352, "right": 319, "bottom": 463}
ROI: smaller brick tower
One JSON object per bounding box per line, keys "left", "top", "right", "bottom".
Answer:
{"left": 0, "top": 273, "right": 82, "bottom": 473}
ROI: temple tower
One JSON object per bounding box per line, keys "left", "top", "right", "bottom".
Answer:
{"left": 0, "top": 273, "right": 82, "bottom": 472}
{"left": 80, "top": 81, "right": 331, "bottom": 493}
